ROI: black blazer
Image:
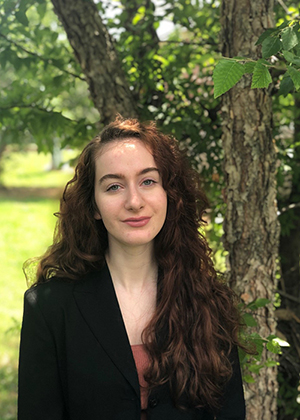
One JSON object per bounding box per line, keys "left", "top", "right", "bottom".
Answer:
{"left": 18, "top": 264, "right": 246, "bottom": 420}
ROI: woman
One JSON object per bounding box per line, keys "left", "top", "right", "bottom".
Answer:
{"left": 19, "top": 116, "right": 247, "bottom": 420}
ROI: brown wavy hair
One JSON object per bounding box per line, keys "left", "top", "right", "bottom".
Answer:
{"left": 27, "top": 116, "right": 245, "bottom": 411}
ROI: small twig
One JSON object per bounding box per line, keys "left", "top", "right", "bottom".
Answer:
{"left": 277, "top": 0, "right": 291, "bottom": 14}
{"left": 278, "top": 202, "right": 300, "bottom": 215}
{"left": 0, "top": 104, "right": 55, "bottom": 114}
{"left": 0, "top": 32, "right": 85, "bottom": 81}
{"left": 160, "top": 39, "right": 216, "bottom": 47}
{"left": 275, "top": 308, "right": 300, "bottom": 322}
{"left": 277, "top": 290, "right": 300, "bottom": 304}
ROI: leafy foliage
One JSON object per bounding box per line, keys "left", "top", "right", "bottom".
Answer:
{"left": 0, "top": 0, "right": 98, "bottom": 154}
{"left": 239, "top": 299, "right": 281, "bottom": 383}
{"left": 213, "top": 20, "right": 300, "bottom": 97}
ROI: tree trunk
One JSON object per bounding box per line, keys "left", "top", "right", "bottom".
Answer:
{"left": 220, "top": 1, "right": 280, "bottom": 419}
{"left": 50, "top": 0, "right": 138, "bottom": 125}
{"left": 277, "top": 94, "right": 300, "bottom": 420}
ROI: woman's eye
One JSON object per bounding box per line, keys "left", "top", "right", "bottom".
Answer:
{"left": 107, "top": 184, "right": 120, "bottom": 191}
{"left": 143, "top": 179, "right": 156, "bottom": 186}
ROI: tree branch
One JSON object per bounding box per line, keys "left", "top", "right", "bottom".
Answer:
{"left": 50, "top": 0, "right": 138, "bottom": 125}
{"left": 0, "top": 103, "right": 63, "bottom": 115}
{"left": 277, "top": 290, "right": 300, "bottom": 305}
{"left": 161, "top": 40, "right": 217, "bottom": 47}
{"left": 0, "top": 32, "right": 85, "bottom": 81}
{"left": 278, "top": 202, "right": 300, "bottom": 214}
{"left": 275, "top": 308, "right": 300, "bottom": 322}
{"left": 276, "top": 0, "right": 290, "bottom": 14}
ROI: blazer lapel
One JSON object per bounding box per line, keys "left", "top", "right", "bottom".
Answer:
{"left": 73, "top": 263, "right": 140, "bottom": 398}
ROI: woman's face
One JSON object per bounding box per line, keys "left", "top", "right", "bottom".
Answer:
{"left": 94, "top": 138, "right": 167, "bottom": 252}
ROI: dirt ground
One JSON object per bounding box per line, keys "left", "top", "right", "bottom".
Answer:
{"left": 0, "top": 186, "right": 63, "bottom": 200}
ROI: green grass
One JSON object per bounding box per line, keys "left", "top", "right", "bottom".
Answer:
{"left": 1, "top": 147, "right": 76, "bottom": 188}
{"left": 0, "top": 148, "right": 72, "bottom": 419}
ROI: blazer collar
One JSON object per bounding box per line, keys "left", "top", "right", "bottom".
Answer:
{"left": 73, "top": 263, "right": 140, "bottom": 398}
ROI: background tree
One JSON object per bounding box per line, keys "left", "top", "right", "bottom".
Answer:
{"left": 1, "top": 0, "right": 300, "bottom": 418}
{"left": 219, "top": 1, "right": 279, "bottom": 419}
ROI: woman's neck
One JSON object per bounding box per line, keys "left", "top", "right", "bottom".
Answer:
{"left": 105, "top": 243, "right": 157, "bottom": 292}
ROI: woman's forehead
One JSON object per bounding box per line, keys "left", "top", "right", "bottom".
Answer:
{"left": 97, "top": 138, "right": 153, "bottom": 159}
{"left": 95, "top": 138, "right": 156, "bottom": 174}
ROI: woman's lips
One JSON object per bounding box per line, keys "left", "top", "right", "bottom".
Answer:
{"left": 122, "top": 217, "right": 151, "bottom": 227}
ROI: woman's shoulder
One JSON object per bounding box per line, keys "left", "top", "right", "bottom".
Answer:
{"left": 25, "top": 276, "right": 74, "bottom": 298}
{"left": 24, "top": 267, "right": 108, "bottom": 306}
{"left": 23, "top": 278, "right": 78, "bottom": 317}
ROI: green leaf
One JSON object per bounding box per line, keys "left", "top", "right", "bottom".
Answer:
{"left": 281, "top": 27, "right": 299, "bottom": 51}
{"left": 267, "top": 339, "right": 281, "bottom": 354}
{"left": 15, "top": 10, "right": 29, "bottom": 26}
{"left": 51, "top": 32, "right": 59, "bottom": 43}
{"left": 132, "top": 7, "right": 145, "bottom": 25}
{"left": 244, "top": 61, "right": 256, "bottom": 73}
{"left": 212, "top": 59, "right": 244, "bottom": 98}
{"left": 264, "top": 359, "right": 278, "bottom": 367}
{"left": 243, "top": 374, "right": 255, "bottom": 384}
{"left": 287, "top": 66, "right": 300, "bottom": 90}
{"left": 238, "top": 348, "right": 247, "bottom": 362}
{"left": 0, "top": 47, "right": 11, "bottom": 69}
{"left": 247, "top": 298, "right": 270, "bottom": 310}
{"left": 278, "top": 75, "right": 295, "bottom": 96}
{"left": 52, "top": 75, "right": 65, "bottom": 87}
{"left": 243, "top": 313, "right": 257, "bottom": 327}
{"left": 277, "top": 21, "right": 290, "bottom": 31}
{"left": 266, "top": 334, "right": 277, "bottom": 340}
{"left": 251, "top": 60, "right": 272, "bottom": 89}
{"left": 52, "top": 59, "right": 65, "bottom": 69}
{"left": 295, "top": 42, "right": 300, "bottom": 57}
{"left": 295, "top": 24, "right": 300, "bottom": 43}
{"left": 255, "top": 28, "right": 278, "bottom": 46}
{"left": 262, "top": 36, "right": 282, "bottom": 58}
{"left": 282, "top": 50, "right": 294, "bottom": 62}
{"left": 255, "top": 298, "right": 271, "bottom": 307}
{"left": 153, "top": 54, "right": 169, "bottom": 66}
{"left": 282, "top": 50, "right": 300, "bottom": 66}
{"left": 249, "top": 364, "right": 263, "bottom": 374}
{"left": 37, "top": 3, "right": 47, "bottom": 19}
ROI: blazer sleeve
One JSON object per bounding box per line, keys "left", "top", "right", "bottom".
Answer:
{"left": 215, "top": 346, "right": 246, "bottom": 420}
{"left": 18, "top": 288, "right": 67, "bottom": 420}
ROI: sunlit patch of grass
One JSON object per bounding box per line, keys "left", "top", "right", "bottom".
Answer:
{"left": 0, "top": 148, "right": 72, "bottom": 419}
{"left": 1, "top": 146, "right": 77, "bottom": 188}
{"left": 0, "top": 197, "right": 59, "bottom": 419}
{"left": 0, "top": 364, "right": 18, "bottom": 420}
{"left": 0, "top": 198, "right": 59, "bottom": 360}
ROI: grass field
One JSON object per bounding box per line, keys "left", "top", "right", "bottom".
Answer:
{"left": 0, "top": 147, "right": 75, "bottom": 419}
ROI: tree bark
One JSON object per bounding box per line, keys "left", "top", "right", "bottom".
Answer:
{"left": 220, "top": 1, "right": 280, "bottom": 419}
{"left": 50, "top": 0, "right": 138, "bottom": 125}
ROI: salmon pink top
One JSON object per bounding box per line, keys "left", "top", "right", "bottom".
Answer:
{"left": 131, "top": 344, "right": 150, "bottom": 420}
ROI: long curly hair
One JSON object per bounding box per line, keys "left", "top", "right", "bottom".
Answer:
{"left": 28, "top": 116, "right": 245, "bottom": 411}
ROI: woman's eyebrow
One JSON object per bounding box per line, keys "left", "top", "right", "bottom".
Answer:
{"left": 98, "top": 167, "right": 159, "bottom": 185}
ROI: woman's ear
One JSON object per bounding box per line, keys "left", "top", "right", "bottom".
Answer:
{"left": 94, "top": 211, "right": 101, "bottom": 220}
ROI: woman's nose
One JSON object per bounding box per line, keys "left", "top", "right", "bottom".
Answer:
{"left": 125, "top": 186, "right": 144, "bottom": 210}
